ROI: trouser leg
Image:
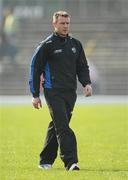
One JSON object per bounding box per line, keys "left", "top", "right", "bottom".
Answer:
{"left": 39, "top": 94, "right": 74, "bottom": 165}
{"left": 40, "top": 121, "right": 58, "bottom": 165}
{"left": 43, "top": 89, "right": 78, "bottom": 168}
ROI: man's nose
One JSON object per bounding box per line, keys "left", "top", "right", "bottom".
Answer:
{"left": 64, "top": 23, "right": 68, "bottom": 28}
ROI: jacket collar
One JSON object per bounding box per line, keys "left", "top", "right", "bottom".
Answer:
{"left": 53, "top": 32, "right": 69, "bottom": 42}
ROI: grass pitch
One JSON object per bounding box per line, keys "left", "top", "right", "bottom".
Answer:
{"left": 0, "top": 104, "right": 128, "bottom": 180}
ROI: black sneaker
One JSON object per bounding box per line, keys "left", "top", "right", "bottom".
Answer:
{"left": 67, "top": 163, "right": 80, "bottom": 171}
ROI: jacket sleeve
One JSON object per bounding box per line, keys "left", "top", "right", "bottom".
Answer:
{"left": 76, "top": 42, "right": 91, "bottom": 87}
{"left": 29, "top": 43, "right": 47, "bottom": 97}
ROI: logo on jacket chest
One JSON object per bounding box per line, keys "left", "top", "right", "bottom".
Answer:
{"left": 54, "top": 49, "right": 63, "bottom": 54}
{"left": 53, "top": 47, "right": 76, "bottom": 55}
{"left": 71, "top": 47, "right": 76, "bottom": 53}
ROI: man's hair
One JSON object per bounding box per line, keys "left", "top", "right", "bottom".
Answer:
{"left": 52, "top": 11, "right": 70, "bottom": 23}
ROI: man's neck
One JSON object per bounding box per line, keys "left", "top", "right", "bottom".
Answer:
{"left": 54, "top": 31, "right": 68, "bottom": 37}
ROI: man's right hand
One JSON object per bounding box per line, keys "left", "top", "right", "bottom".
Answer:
{"left": 32, "top": 97, "right": 42, "bottom": 109}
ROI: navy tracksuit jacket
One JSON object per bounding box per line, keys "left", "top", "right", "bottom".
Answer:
{"left": 29, "top": 33, "right": 91, "bottom": 97}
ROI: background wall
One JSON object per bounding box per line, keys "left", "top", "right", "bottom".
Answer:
{"left": 0, "top": 0, "right": 128, "bottom": 95}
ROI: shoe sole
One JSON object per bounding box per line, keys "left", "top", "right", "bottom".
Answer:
{"left": 38, "top": 165, "right": 52, "bottom": 170}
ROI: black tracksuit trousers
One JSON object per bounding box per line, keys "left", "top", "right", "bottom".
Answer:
{"left": 40, "top": 88, "right": 78, "bottom": 168}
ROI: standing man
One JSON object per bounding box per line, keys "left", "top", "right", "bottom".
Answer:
{"left": 29, "top": 11, "right": 92, "bottom": 171}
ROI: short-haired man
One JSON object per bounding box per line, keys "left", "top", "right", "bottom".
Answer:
{"left": 29, "top": 11, "right": 92, "bottom": 171}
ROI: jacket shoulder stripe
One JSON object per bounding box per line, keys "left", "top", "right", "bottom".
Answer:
{"left": 29, "top": 44, "right": 42, "bottom": 94}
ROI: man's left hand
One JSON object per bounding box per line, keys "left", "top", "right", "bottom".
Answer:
{"left": 83, "top": 84, "right": 92, "bottom": 97}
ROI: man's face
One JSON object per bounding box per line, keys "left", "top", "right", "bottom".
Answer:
{"left": 53, "top": 16, "right": 70, "bottom": 36}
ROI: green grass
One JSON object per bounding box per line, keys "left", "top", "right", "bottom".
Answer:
{"left": 0, "top": 104, "right": 128, "bottom": 180}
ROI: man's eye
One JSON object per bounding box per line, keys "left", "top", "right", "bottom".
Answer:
{"left": 60, "top": 22, "right": 69, "bottom": 25}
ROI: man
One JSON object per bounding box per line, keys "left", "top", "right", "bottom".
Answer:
{"left": 0, "top": 7, "right": 19, "bottom": 61}
{"left": 29, "top": 11, "right": 92, "bottom": 171}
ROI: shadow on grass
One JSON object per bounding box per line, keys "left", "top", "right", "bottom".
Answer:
{"left": 50, "top": 168, "right": 128, "bottom": 172}
{"left": 80, "top": 168, "right": 128, "bottom": 172}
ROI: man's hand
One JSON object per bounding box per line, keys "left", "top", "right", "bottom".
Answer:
{"left": 32, "top": 97, "right": 42, "bottom": 109}
{"left": 83, "top": 84, "right": 92, "bottom": 97}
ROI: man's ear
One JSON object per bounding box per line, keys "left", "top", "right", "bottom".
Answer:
{"left": 52, "top": 21, "right": 56, "bottom": 28}
{"left": 52, "top": 22, "right": 56, "bottom": 31}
